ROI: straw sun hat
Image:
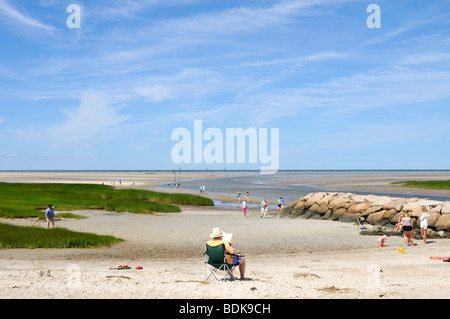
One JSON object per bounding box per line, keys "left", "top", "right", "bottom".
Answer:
{"left": 210, "top": 227, "right": 224, "bottom": 238}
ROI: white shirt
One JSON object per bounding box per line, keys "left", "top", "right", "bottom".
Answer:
{"left": 420, "top": 212, "right": 430, "bottom": 225}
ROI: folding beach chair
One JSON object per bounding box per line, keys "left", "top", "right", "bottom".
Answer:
{"left": 204, "top": 243, "right": 240, "bottom": 281}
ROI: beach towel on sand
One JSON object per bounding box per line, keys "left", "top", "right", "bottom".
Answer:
{"left": 430, "top": 256, "right": 450, "bottom": 260}
{"left": 109, "top": 265, "right": 132, "bottom": 270}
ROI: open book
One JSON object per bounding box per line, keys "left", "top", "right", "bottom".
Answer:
{"left": 222, "top": 232, "right": 233, "bottom": 243}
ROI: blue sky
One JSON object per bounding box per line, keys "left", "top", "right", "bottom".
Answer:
{"left": 0, "top": 0, "right": 449, "bottom": 170}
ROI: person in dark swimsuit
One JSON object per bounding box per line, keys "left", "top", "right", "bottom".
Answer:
{"left": 402, "top": 213, "right": 414, "bottom": 247}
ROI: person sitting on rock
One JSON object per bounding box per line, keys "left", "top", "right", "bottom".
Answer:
{"left": 395, "top": 212, "right": 405, "bottom": 232}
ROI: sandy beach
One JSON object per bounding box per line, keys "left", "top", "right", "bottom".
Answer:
{"left": 1, "top": 171, "right": 450, "bottom": 300}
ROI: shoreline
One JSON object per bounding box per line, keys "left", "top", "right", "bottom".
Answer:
{"left": 1, "top": 170, "right": 449, "bottom": 204}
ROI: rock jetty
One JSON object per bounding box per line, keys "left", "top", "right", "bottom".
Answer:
{"left": 278, "top": 192, "right": 450, "bottom": 238}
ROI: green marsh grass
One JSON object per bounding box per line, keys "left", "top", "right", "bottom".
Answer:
{"left": 391, "top": 180, "right": 450, "bottom": 190}
{"left": 56, "top": 212, "right": 87, "bottom": 219}
{"left": 0, "top": 223, "right": 124, "bottom": 248}
{"left": 0, "top": 182, "right": 214, "bottom": 219}
{"left": 0, "top": 182, "right": 213, "bottom": 248}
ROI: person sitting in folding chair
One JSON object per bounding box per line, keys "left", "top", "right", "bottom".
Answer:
{"left": 204, "top": 227, "right": 247, "bottom": 281}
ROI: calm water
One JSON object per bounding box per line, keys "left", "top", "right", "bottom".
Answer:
{"left": 155, "top": 170, "right": 450, "bottom": 207}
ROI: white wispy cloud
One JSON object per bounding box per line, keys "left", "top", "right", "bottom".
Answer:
{"left": 294, "top": 119, "right": 450, "bottom": 161}
{"left": 0, "top": 64, "right": 25, "bottom": 81}
{"left": 400, "top": 52, "right": 450, "bottom": 65}
{"left": 307, "top": 66, "right": 450, "bottom": 113}
{"left": 359, "top": 15, "right": 440, "bottom": 49}
{"left": 239, "top": 51, "right": 349, "bottom": 67}
{"left": 330, "top": 70, "right": 445, "bottom": 113}
{"left": 184, "top": 63, "right": 450, "bottom": 128}
{"left": 88, "top": 0, "right": 203, "bottom": 21}
{"left": 88, "top": 0, "right": 155, "bottom": 20}
{"left": 0, "top": 0, "right": 55, "bottom": 31}
{"left": 157, "top": 0, "right": 357, "bottom": 35}
{"left": 136, "top": 85, "right": 172, "bottom": 103}
{"left": 49, "top": 90, "right": 131, "bottom": 143}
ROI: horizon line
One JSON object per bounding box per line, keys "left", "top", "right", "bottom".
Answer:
{"left": 1, "top": 169, "right": 449, "bottom": 172}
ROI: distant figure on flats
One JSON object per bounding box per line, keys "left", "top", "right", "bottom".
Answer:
{"left": 45, "top": 204, "right": 56, "bottom": 228}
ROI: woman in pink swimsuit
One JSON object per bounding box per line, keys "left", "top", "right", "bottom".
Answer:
{"left": 242, "top": 200, "right": 247, "bottom": 217}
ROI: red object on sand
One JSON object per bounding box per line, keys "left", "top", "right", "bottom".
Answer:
{"left": 430, "top": 256, "right": 450, "bottom": 260}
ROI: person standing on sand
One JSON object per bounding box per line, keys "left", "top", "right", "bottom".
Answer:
{"left": 237, "top": 192, "right": 241, "bottom": 204}
{"left": 402, "top": 212, "right": 414, "bottom": 247}
{"left": 277, "top": 197, "right": 282, "bottom": 211}
{"left": 242, "top": 200, "right": 247, "bottom": 218}
{"left": 245, "top": 190, "right": 249, "bottom": 203}
{"left": 357, "top": 216, "right": 365, "bottom": 230}
{"left": 45, "top": 204, "right": 55, "bottom": 228}
{"left": 260, "top": 199, "right": 268, "bottom": 218}
{"left": 420, "top": 206, "right": 430, "bottom": 244}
